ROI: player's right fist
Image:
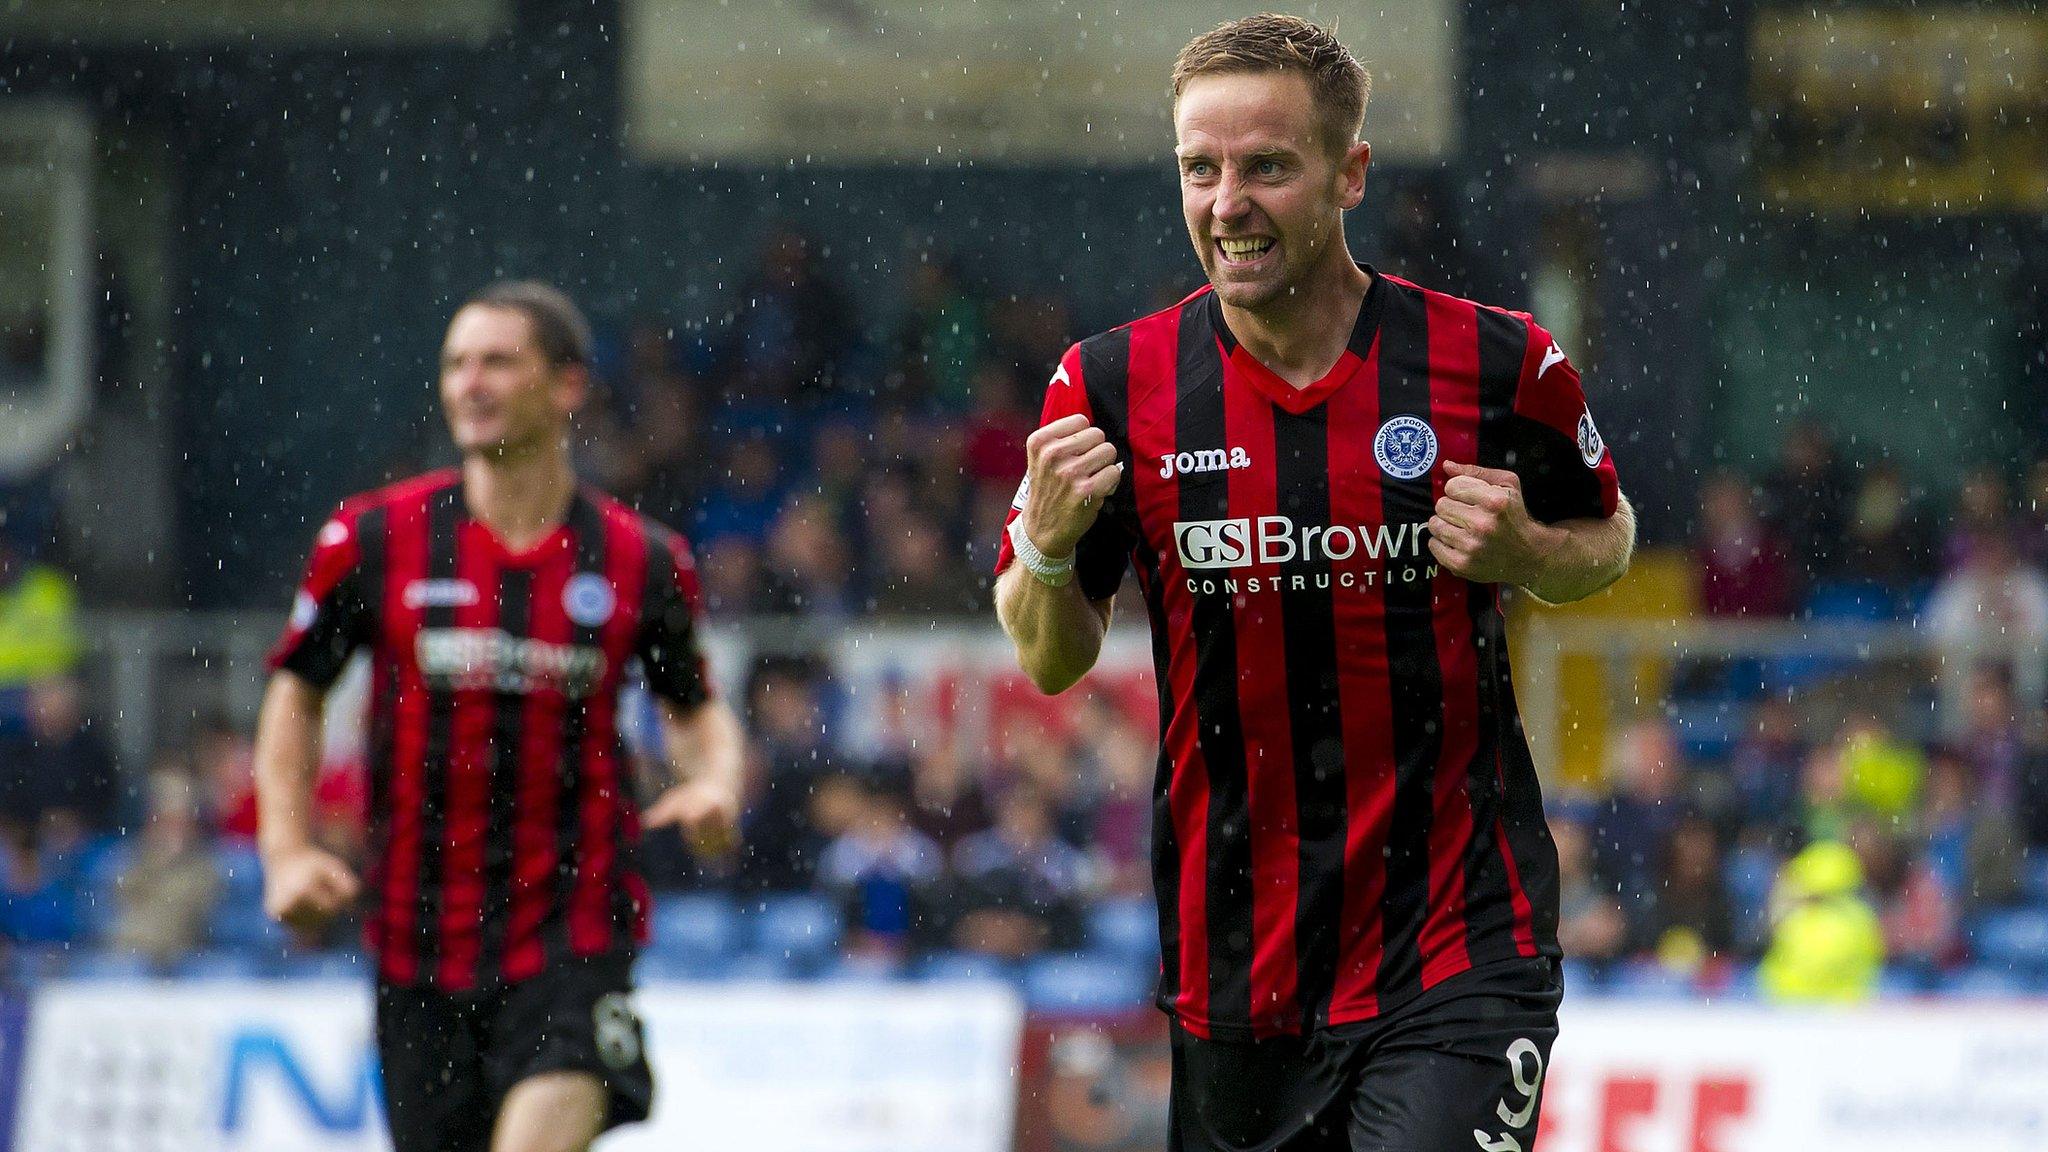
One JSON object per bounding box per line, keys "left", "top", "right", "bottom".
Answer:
{"left": 261, "top": 845, "right": 362, "bottom": 933}
{"left": 1021, "top": 413, "right": 1124, "bottom": 559}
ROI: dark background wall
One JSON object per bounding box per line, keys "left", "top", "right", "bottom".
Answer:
{"left": 4, "top": 0, "right": 2041, "bottom": 606}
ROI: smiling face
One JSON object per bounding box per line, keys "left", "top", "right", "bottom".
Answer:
{"left": 439, "top": 303, "right": 584, "bottom": 457}
{"left": 1176, "top": 70, "right": 1369, "bottom": 312}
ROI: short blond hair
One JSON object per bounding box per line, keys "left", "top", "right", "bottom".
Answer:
{"left": 1172, "top": 14, "right": 1370, "bottom": 156}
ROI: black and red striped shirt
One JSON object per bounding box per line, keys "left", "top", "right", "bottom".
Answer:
{"left": 269, "top": 469, "right": 712, "bottom": 990}
{"left": 997, "top": 270, "right": 1620, "bottom": 1040}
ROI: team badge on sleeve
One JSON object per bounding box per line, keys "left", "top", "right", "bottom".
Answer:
{"left": 1374, "top": 416, "right": 1439, "bottom": 481}
{"left": 1577, "top": 410, "right": 1605, "bottom": 468}
{"left": 563, "top": 572, "right": 617, "bottom": 627}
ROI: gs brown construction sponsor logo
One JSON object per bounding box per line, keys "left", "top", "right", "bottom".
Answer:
{"left": 1173, "top": 515, "right": 1439, "bottom": 594}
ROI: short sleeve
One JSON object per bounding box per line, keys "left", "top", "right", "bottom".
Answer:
{"left": 993, "top": 343, "right": 1132, "bottom": 601}
{"left": 638, "top": 529, "right": 713, "bottom": 708}
{"left": 1502, "top": 318, "right": 1620, "bottom": 524}
{"left": 268, "top": 509, "right": 373, "bottom": 690}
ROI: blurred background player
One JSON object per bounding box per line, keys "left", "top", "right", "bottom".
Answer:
{"left": 254, "top": 281, "right": 745, "bottom": 1152}
{"left": 995, "top": 16, "right": 1634, "bottom": 1151}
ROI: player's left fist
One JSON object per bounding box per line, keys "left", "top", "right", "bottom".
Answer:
{"left": 643, "top": 778, "right": 742, "bottom": 859}
{"left": 1425, "top": 461, "right": 1559, "bottom": 586}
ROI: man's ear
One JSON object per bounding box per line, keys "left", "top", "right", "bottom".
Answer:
{"left": 1339, "top": 139, "right": 1372, "bottom": 210}
{"left": 554, "top": 362, "right": 590, "bottom": 418}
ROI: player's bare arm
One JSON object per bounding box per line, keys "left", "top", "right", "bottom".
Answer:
{"left": 642, "top": 696, "right": 747, "bottom": 857}
{"left": 996, "top": 412, "right": 1123, "bottom": 694}
{"left": 253, "top": 668, "right": 361, "bottom": 932}
{"left": 1426, "top": 460, "right": 1636, "bottom": 604}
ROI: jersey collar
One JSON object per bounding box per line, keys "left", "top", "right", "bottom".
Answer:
{"left": 1208, "top": 264, "right": 1386, "bottom": 415}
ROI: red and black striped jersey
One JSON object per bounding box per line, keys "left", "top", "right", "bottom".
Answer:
{"left": 996, "top": 270, "right": 1620, "bottom": 1040}
{"left": 269, "top": 469, "right": 712, "bottom": 991}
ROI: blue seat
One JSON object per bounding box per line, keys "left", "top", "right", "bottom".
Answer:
{"left": 2022, "top": 854, "right": 2048, "bottom": 904}
{"left": 1668, "top": 700, "right": 1743, "bottom": 764}
{"left": 1022, "top": 952, "right": 1151, "bottom": 1012}
{"left": 210, "top": 897, "right": 289, "bottom": 951}
{"left": 915, "top": 951, "right": 1013, "bottom": 985}
{"left": 648, "top": 894, "right": 740, "bottom": 964}
{"left": 273, "top": 950, "right": 370, "bottom": 980}
{"left": 1086, "top": 898, "right": 1159, "bottom": 965}
{"left": 1943, "top": 964, "right": 2029, "bottom": 998}
{"left": 635, "top": 950, "right": 722, "bottom": 982}
{"left": 748, "top": 893, "right": 843, "bottom": 973}
{"left": 722, "top": 951, "right": 801, "bottom": 981}
{"left": 79, "top": 840, "right": 138, "bottom": 942}
{"left": 216, "top": 844, "right": 266, "bottom": 899}
{"left": 66, "top": 951, "right": 158, "bottom": 981}
{"left": 814, "top": 953, "right": 907, "bottom": 984}
{"left": 1973, "top": 909, "right": 2048, "bottom": 980}
{"left": 177, "top": 950, "right": 267, "bottom": 980}
{"left": 1604, "top": 961, "right": 1694, "bottom": 1000}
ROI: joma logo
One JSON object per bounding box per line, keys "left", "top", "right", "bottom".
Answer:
{"left": 1159, "top": 446, "right": 1251, "bottom": 479}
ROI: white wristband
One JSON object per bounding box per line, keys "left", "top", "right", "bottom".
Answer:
{"left": 1009, "top": 517, "right": 1075, "bottom": 587}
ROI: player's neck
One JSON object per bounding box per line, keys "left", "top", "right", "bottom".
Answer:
{"left": 1218, "top": 251, "right": 1371, "bottom": 390}
{"left": 461, "top": 442, "right": 576, "bottom": 551}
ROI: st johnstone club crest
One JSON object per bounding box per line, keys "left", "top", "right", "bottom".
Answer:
{"left": 563, "top": 572, "right": 616, "bottom": 628}
{"left": 1373, "top": 416, "right": 1438, "bottom": 481}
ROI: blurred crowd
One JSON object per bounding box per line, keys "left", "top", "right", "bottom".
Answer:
{"left": 1, "top": 228, "right": 2046, "bottom": 1002}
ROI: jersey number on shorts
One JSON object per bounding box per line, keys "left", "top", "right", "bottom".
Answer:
{"left": 1472, "top": 1038, "right": 1544, "bottom": 1152}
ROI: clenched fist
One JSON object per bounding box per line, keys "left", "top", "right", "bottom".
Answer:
{"left": 263, "top": 844, "right": 362, "bottom": 934}
{"left": 1425, "top": 461, "right": 1560, "bottom": 585}
{"left": 1020, "top": 414, "right": 1124, "bottom": 559}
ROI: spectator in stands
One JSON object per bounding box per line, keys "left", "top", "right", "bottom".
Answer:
{"left": 809, "top": 420, "right": 869, "bottom": 530}
{"left": 623, "top": 327, "right": 715, "bottom": 532}
{"left": 0, "top": 815, "right": 82, "bottom": 945}
{"left": 1918, "top": 747, "right": 2022, "bottom": 915}
{"left": 1085, "top": 707, "right": 1156, "bottom": 898}
{"left": 1638, "top": 812, "right": 1733, "bottom": 976}
{"left": 1693, "top": 471, "right": 1796, "bottom": 617}
{"left": 1757, "top": 421, "right": 1850, "bottom": 588}
{"left": 736, "top": 655, "right": 842, "bottom": 892}
{"left": 1839, "top": 462, "right": 1935, "bottom": 612}
{"left": 2021, "top": 457, "right": 2048, "bottom": 567}
{"left": 866, "top": 512, "right": 975, "bottom": 616}
{"left": 0, "top": 674, "right": 119, "bottom": 837}
{"left": 0, "top": 537, "right": 81, "bottom": 702}
{"left": 695, "top": 438, "right": 786, "bottom": 544}
{"left": 903, "top": 739, "right": 992, "bottom": 850}
{"left": 759, "top": 496, "right": 856, "bottom": 617}
{"left": 108, "top": 770, "right": 220, "bottom": 968}
{"left": 1759, "top": 840, "right": 1884, "bottom": 1003}
{"left": 1725, "top": 695, "right": 1806, "bottom": 844}
{"left": 1797, "top": 739, "right": 1855, "bottom": 845}
{"left": 195, "top": 714, "right": 260, "bottom": 841}
{"left": 1835, "top": 714, "right": 1924, "bottom": 823}
{"left": 818, "top": 774, "right": 944, "bottom": 962}
{"left": 715, "top": 227, "right": 857, "bottom": 405}
{"left": 1925, "top": 530, "right": 2048, "bottom": 730}
{"left": 1853, "top": 816, "right": 1955, "bottom": 977}
{"left": 696, "top": 534, "right": 768, "bottom": 615}
{"left": 1593, "top": 718, "right": 1688, "bottom": 899}
{"left": 949, "top": 779, "right": 1092, "bottom": 961}
{"left": 1957, "top": 667, "right": 2028, "bottom": 811}
{"left": 1941, "top": 466, "right": 2011, "bottom": 573}
{"left": 893, "top": 257, "right": 989, "bottom": 410}
{"left": 960, "top": 362, "right": 1032, "bottom": 490}
{"left": 1551, "top": 804, "right": 1627, "bottom": 972}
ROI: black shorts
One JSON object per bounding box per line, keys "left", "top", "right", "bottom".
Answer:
{"left": 1168, "top": 957, "right": 1561, "bottom": 1152}
{"left": 374, "top": 955, "right": 655, "bottom": 1152}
